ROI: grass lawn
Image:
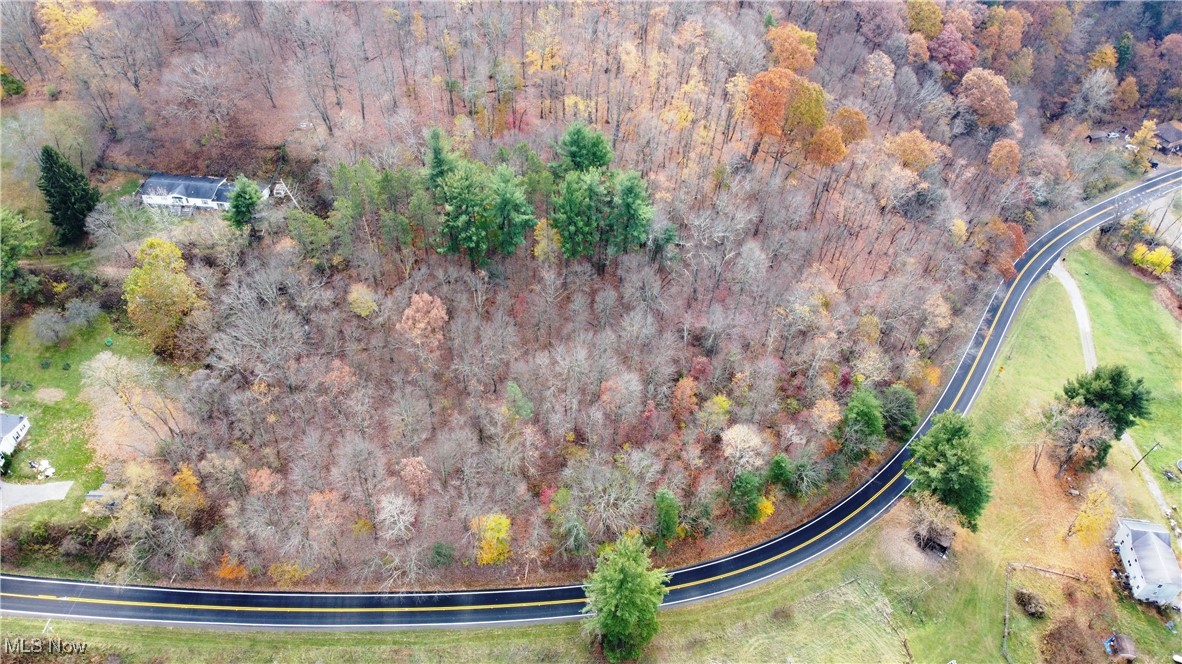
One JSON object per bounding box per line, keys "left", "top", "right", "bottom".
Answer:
{"left": 1064, "top": 246, "right": 1182, "bottom": 481}
{"left": 2, "top": 247, "right": 1177, "bottom": 662}
{"left": 1, "top": 314, "right": 151, "bottom": 533}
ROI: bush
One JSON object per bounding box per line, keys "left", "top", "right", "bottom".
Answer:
{"left": 64, "top": 299, "right": 100, "bottom": 329}
{"left": 0, "top": 72, "right": 25, "bottom": 97}
{"left": 430, "top": 542, "right": 455, "bottom": 567}
{"left": 347, "top": 283, "right": 379, "bottom": 318}
{"left": 39, "top": 359, "right": 51, "bottom": 369}
{"left": 31, "top": 310, "right": 69, "bottom": 345}
{"left": 880, "top": 384, "right": 919, "bottom": 441}
{"left": 1015, "top": 589, "right": 1047, "bottom": 618}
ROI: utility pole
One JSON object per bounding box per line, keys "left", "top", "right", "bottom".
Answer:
{"left": 1130, "top": 441, "right": 1161, "bottom": 472}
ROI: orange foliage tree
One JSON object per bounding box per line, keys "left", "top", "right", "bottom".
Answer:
{"left": 765, "top": 23, "right": 817, "bottom": 73}
{"left": 958, "top": 68, "right": 1017, "bottom": 128}
{"left": 987, "top": 139, "right": 1021, "bottom": 179}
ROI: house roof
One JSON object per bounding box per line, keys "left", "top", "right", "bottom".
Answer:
{"left": 1120, "top": 518, "right": 1182, "bottom": 587}
{"left": 1156, "top": 121, "right": 1182, "bottom": 145}
{"left": 139, "top": 174, "right": 226, "bottom": 201}
{"left": 1, "top": 413, "right": 27, "bottom": 440}
{"left": 213, "top": 182, "right": 234, "bottom": 204}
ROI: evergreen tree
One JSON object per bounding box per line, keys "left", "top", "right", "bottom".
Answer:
{"left": 551, "top": 169, "right": 611, "bottom": 262}
{"left": 880, "top": 384, "right": 920, "bottom": 441}
{"left": 487, "top": 164, "right": 536, "bottom": 256}
{"left": 654, "top": 488, "right": 680, "bottom": 546}
{"left": 1115, "top": 31, "right": 1135, "bottom": 75}
{"left": 425, "top": 127, "right": 457, "bottom": 191}
{"left": 37, "top": 145, "right": 99, "bottom": 246}
{"left": 907, "top": 411, "right": 992, "bottom": 531}
{"left": 583, "top": 533, "right": 670, "bottom": 663}
{"left": 555, "top": 122, "right": 614, "bottom": 175}
{"left": 1062, "top": 365, "right": 1151, "bottom": 439}
{"left": 606, "top": 170, "right": 653, "bottom": 256}
{"left": 225, "top": 175, "right": 262, "bottom": 231}
{"left": 436, "top": 161, "right": 492, "bottom": 270}
{"left": 729, "top": 470, "right": 764, "bottom": 523}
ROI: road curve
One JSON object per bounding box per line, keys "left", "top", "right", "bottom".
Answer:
{"left": 3, "top": 168, "right": 1181, "bottom": 630}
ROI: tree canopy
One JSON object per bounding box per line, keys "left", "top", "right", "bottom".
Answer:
{"left": 907, "top": 411, "right": 992, "bottom": 531}
{"left": 1062, "top": 365, "right": 1151, "bottom": 439}
{"left": 583, "top": 533, "right": 670, "bottom": 663}
{"left": 38, "top": 144, "right": 100, "bottom": 246}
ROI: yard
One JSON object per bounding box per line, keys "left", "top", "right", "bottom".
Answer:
{"left": 2, "top": 244, "right": 1177, "bottom": 662}
{"left": 1, "top": 314, "right": 151, "bottom": 540}
{"left": 1064, "top": 245, "right": 1182, "bottom": 481}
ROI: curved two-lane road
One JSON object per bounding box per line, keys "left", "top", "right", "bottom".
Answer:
{"left": 3, "top": 168, "right": 1180, "bottom": 629}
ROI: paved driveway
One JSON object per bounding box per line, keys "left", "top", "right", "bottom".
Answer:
{"left": 0, "top": 480, "right": 74, "bottom": 512}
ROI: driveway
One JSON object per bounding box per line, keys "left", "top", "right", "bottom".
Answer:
{"left": 0, "top": 480, "right": 74, "bottom": 512}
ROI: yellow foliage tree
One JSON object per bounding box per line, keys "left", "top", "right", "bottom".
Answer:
{"left": 162, "top": 463, "right": 208, "bottom": 523}
{"left": 122, "top": 238, "right": 200, "bottom": 351}
{"left": 1131, "top": 244, "right": 1174, "bottom": 275}
{"left": 347, "top": 283, "right": 379, "bottom": 318}
{"left": 471, "top": 513, "right": 511, "bottom": 565}
{"left": 698, "top": 393, "right": 732, "bottom": 435}
{"left": 532, "top": 218, "right": 563, "bottom": 263}
{"left": 907, "top": 0, "right": 943, "bottom": 40}
{"left": 885, "top": 130, "right": 946, "bottom": 172}
{"left": 755, "top": 494, "right": 775, "bottom": 524}
{"left": 268, "top": 560, "right": 314, "bottom": 588}
{"left": 1088, "top": 44, "right": 1118, "bottom": 71}
{"left": 1064, "top": 486, "right": 1114, "bottom": 546}
{"left": 1127, "top": 120, "right": 1158, "bottom": 173}
{"left": 37, "top": 0, "right": 102, "bottom": 67}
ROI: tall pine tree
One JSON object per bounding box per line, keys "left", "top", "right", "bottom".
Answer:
{"left": 225, "top": 175, "right": 262, "bottom": 231}
{"left": 583, "top": 533, "right": 670, "bottom": 663}
{"left": 38, "top": 145, "right": 99, "bottom": 246}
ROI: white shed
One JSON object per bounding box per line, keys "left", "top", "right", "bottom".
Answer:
{"left": 1114, "top": 518, "right": 1182, "bottom": 605}
{"left": 0, "top": 413, "right": 30, "bottom": 456}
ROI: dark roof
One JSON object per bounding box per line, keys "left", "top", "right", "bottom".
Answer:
{"left": 213, "top": 182, "right": 234, "bottom": 204}
{"left": 1157, "top": 121, "right": 1182, "bottom": 145}
{"left": 139, "top": 174, "right": 226, "bottom": 201}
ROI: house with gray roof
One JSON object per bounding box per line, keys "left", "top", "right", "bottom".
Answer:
{"left": 1114, "top": 518, "right": 1182, "bottom": 605}
{"left": 1, "top": 413, "right": 30, "bottom": 457}
{"left": 138, "top": 174, "right": 269, "bottom": 212}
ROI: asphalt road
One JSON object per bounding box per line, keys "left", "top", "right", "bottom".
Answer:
{"left": 3, "top": 168, "right": 1180, "bottom": 630}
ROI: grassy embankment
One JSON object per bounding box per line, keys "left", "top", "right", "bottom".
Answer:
{"left": 1064, "top": 246, "right": 1182, "bottom": 480}
{"left": 2, "top": 245, "right": 1178, "bottom": 662}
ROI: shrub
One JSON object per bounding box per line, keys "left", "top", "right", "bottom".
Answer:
{"left": 0, "top": 72, "right": 25, "bottom": 97}
{"left": 1015, "top": 589, "right": 1046, "bottom": 618}
{"left": 267, "top": 560, "right": 313, "bottom": 588}
{"left": 31, "top": 310, "right": 69, "bottom": 345}
{"left": 347, "top": 283, "right": 379, "bottom": 318}
{"left": 430, "top": 542, "right": 455, "bottom": 567}
{"left": 39, "top": 359, "right": 51, "bottom": 370}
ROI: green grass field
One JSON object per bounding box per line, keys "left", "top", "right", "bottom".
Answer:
{"left": 1064, "top": 247, "right": 1182, "bottom": 480}
{"left": 1, "top": 314, "right": 150, "bottom": 531}
{"left": 2, "top": 246, "right": 1178, "bottom": 662}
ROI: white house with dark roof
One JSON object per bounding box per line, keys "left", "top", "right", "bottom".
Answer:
{"left": 1114, "top": 518, "right": 1182, "bottom": 605}
{"left": 138, "top": 174, "right": 269, "bottom": 212}
{"left": 1, "top": 413, "right": 30, "bottom": 456}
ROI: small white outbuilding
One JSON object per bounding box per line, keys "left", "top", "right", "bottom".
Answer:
{"left": 1114, "top": 518, "right": 1182, "bottom": 606}
{"left": 0, "top": 413, "right": 30, "bottom": 456}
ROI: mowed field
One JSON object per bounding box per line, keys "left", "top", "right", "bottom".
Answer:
{"left": 2, "top": 245, "right": 1179, "bottom": 662}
